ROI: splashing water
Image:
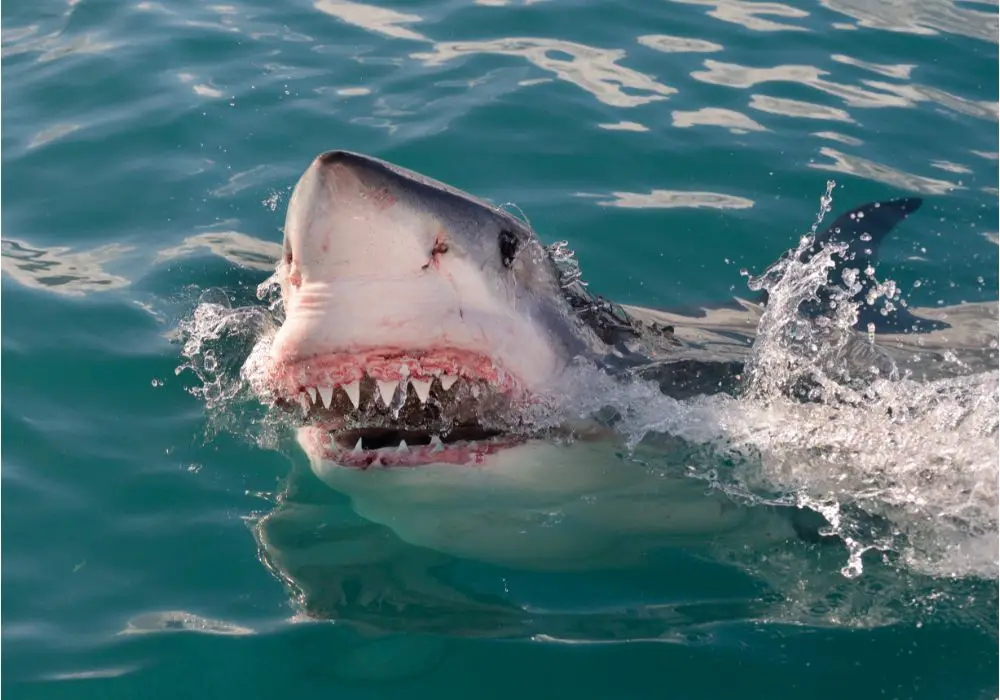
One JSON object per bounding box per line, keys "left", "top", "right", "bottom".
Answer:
{"left": 173, "top": 288, "right": 285, "bottom": 447}
{"left": 728, "top": 186, "right": 997, "bottom": 580}
{"left": 173, "top": 183, "right": 998, "bottom": 589}
{"left": 595, "top": 183, "right": 999, "bottom": 582}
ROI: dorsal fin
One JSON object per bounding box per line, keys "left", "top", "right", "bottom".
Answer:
{"left": 812, "top": 197, "right": 923, "bottom": 255}
{"left": 759, "top": 197, "right": 947, "bottom": 333}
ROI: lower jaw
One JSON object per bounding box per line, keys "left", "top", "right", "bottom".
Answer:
{"left": 297, "top": 426, "right": 524, "bottom": 468}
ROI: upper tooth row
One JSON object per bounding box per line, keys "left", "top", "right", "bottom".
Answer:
{"left": 299, "top": 375, "right": 460, "bottom": 410}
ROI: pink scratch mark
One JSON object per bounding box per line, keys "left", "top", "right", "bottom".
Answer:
{"left": 422, "top": 229, "right": 449, "bottom": 271}
{"left": 372, "top": 187, "right": 396, "bottom": 211}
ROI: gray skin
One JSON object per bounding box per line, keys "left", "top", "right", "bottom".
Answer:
{"left": 270, "top": 150, "right": 629, "bottom": 393}
{"left": 245, "top": 152, "right": 994, "bottom": 632}
{"left": 267, "top": 150, "right": 930, "bottom": 410}
{"left": 263, "top": 150, "right": 698, "bottom": 468}
{"left": 257, "top": 149, "right": 936, "bottom": 548}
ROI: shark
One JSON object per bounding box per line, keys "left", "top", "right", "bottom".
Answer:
{"left": 231, "top": 150, "right": 1000, "bottom": 634}
{"left": 255, "top": 149, "right": 930, "bottom": 472}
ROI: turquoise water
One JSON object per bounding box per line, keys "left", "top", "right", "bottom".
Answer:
{"left": 2, "top": 0, "right": 999, "bottom": 697}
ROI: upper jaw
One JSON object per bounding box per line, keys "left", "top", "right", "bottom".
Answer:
{"left": 266, "top": 352, "right": 536, "bottom": 469}
{"left": 270, "top": 351, "right": 524, "bottom": 421}
{"left": 267, "top": 294, "right": 569, "bottom": 400}
{"left": 262, "top": 347, "right": 541, "bottom": 462}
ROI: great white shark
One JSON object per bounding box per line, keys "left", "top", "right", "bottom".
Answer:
{"left": 245, "top": 149, "right": 950, "bottom": 584}
{"left": 259, "top": 150, "right": 930, "bottom": 469}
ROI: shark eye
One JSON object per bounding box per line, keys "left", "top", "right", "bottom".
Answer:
{"left": 498, "top": 230, "right": 518, "bottom": 268}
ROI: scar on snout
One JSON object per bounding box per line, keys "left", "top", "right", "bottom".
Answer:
{"left": 371, "top": 187, "right": 396, "bottom": 210}
{"left": 422, "top": 230, "right": 449, "bottom": 270}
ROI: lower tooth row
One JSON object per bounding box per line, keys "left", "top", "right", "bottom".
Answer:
{"left": 351, "top": 435, "right": 446, "bottom": 454}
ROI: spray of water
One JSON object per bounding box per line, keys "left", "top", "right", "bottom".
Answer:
{"left": 174, "top": 181, "right": 998, "bottom": 590}
{"left": 581, "top": 181, "right": 998, "bottom": 582}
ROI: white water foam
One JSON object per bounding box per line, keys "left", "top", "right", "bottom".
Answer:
{"left": 724, "top": 184, "right": 997, "bottom": 581}
{"left": 544, "top": 182, "right": 999, "bottom": 582}
{"left": 175, "top": 182, "right": 998, "bottom": 587}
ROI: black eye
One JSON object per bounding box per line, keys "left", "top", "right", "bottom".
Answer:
{"left": 499, "top": 230, "right": 518, "bottom": 268}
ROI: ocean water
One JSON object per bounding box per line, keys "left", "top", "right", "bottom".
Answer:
{"left": 2, "top": 0, "right": 999, "bottom": 698}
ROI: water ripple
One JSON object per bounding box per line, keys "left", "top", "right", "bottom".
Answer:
{"left": 670, "top": 0, "right": 811, "bottom": 32}
{"left": 820, "top": 0, "right": 999, "bottom": 43}
{"left": 583, "top": 190, "right": 756, "bottom": 209}
{"left": 809, "top": 146, "right": 964, "bottom": 194}
{"left": 672, "top": 107, "right": 768, "bottom": 133}
{"left": 749, "top": 94, "right": 855, "bottom": 122}
{"left": 412, "top": 38, "right": 676, "bottom": 107}
{"left": 313, "top": 0, "right": 428, "bottom": 42}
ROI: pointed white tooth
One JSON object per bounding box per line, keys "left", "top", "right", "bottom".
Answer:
{"left": 430, "top": 435, "right": 444, "bottom": 452}
{"left": 397, "top": 440, "right": 408, "bottom": 452}
{"left": 410, "top": 378, "right": 432, "bottom": 403}
{"left": 439, "top": 374, "right": 458, "bottom": 391}
{"left": 376, "top": 379, "right": 397, "bottom": 405}
{"left": 306, "top": 386, "right": 317, "bottom": 404}
{"left": 318, "top": 385, "right": 334, "bottom": 409}
{"left": 342, "top": 381, "right": 360, "bottom": 409}
{"left": 353, "top": 437, "right": 364, "bottom": 453}
{"left": 299, "top": 393, "right": 310, "bottom": 413}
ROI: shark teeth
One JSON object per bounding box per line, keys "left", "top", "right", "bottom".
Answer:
{"left": 298, "top": 372, "right": 468, "bottom": 412}
{"left": 410, "top": 378, "right": 432, "bottom": 403}
{"left": 341, "top": 381, "right": 360, "bottom": 409}
{"left": 376, "top": 379, "right": 399, "bottom": 406}
{"left": 345, "top": 435, "right": 446, "bottom": 455}
{"left": 318, "top": 385, "right": 334, "bottom": 409}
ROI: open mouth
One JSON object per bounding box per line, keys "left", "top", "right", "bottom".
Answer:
{"left": 269, "top": 350, "right": 529, "bottom": 467}
{"left": 306, "top": 426, "right": 522, "bottom": 468}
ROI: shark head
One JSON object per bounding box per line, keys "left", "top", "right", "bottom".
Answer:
{"left": 262, "top": 150, "right": 607, "bottom": 467}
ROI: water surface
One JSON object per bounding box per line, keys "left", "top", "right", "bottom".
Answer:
{"left": 2, "top": 0, "right": 998, "bottom": 698}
